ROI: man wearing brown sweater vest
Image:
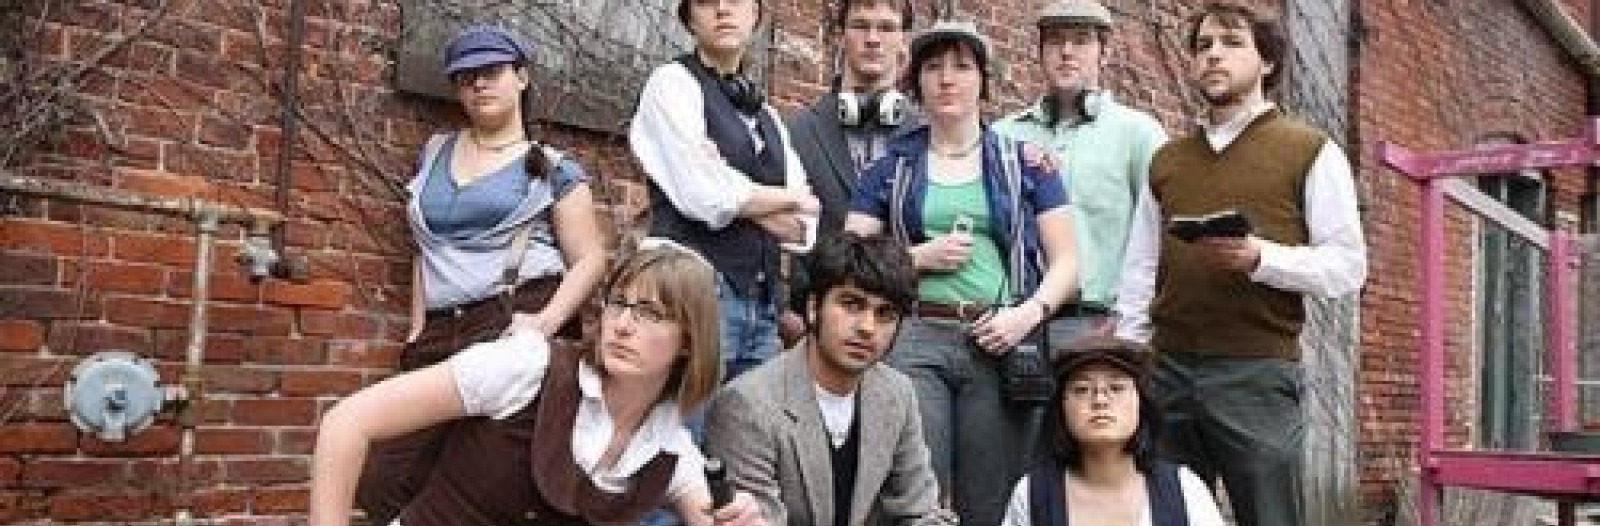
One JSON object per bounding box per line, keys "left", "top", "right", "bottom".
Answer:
{"left": 1111, "top": 4, "right": 1366, "bottom": 526}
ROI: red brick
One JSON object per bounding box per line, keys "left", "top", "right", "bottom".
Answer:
{"left": 49, "top": 490, "right": 156, "bottom": 521}
{"left": 19, "top": 459, "right": 128, "bottom": 488}
{"left": 0, "top": 320, "right": 46, "bottom": 351}
{"left": 0, "top": 286, "right": 91, "bottom": 319}
{"left": 47, "top": 321, "right": 151, "bottom": 355}
{"left": 207, "top": 303, "right": 294, "bottom": 335}
{"left": 151, "top": 329, "right": 247, "bottom": 363}
{"left": 81, "top": 425, "right": 180, "bottom": 456}
{"left": 298, "top": 310, "right": 381, "bottom": 338}
{"left": 0, "top": 423, "right": 76, "bottom": 454}
{"left": 264, "top": 279, "right": 353, "bottom": 309}
{"left": 116, "top": 168, "right": 216, "bottom": 198}
{"left": 0, "top": 490, "right": 48, "bottom": 522}
{"left": 253, "top": 485, "right": 310, "bottom": 513}
{"left": 195, "top": 428, "right": 272, "bottom": 455}
{"left": 169, "top": 270, "right": 261, "bottom": 302}
{"left": 103, "top": 296, "right": 191, "bottom": 331}
{"left": 276, "top": 428, "right": 318, "bottom": 455}
{"left": 328, "top": 341, "right": 401, "bottom": 369}
{"left": 191, "top": 487, "right": 252, "bottom": 515}
{"left": 197, "top": 114, "right": 252, "bottom": 150}
{"left": 71, "top": 260, "right": 168, "bottom": 294}
{"left": 281, "top": 369, "right": 364, "bottom": 396}
{"left": 0, "top": 356, "right": 73, "bottom": 387}
{"left": 0, "top": 220, "right": 109, "bottom": 256}
{"left": 204, "top": 365, "right": 278, "bottom": 394}
{"left": 0, "top": 252, "right": 59, "bottom": 286}
{"left": 0, "top": 458, "right": 18, "bottom": 484}
{"left": 112, "top": 232, "right": 196, "bottom": 266}
{"left": 244, "top": 336, "right": 327, "bottom": 365}
{"left": 231, "top": 398, "right": 316, "bottom": 426}
{"left": 223, "top": 458, "right": 308, "bottom": 484}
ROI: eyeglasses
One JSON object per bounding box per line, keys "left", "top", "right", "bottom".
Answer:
{"left": 450, "top": 63, "right": 514, "bottom": 87}
{"left": 603, "top": 296, "right": 672, "bottom": 325}
{"left": 1064, "top": 379, "right": 1136, "bottom": 401}
{"left": 846, "top": 20, "right": 904, "bottom": 34}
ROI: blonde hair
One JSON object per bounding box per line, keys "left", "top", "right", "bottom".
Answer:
{"left": 588, "top": 238, "right": 721, "bottom": 413}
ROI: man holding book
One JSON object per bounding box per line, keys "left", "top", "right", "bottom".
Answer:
{"left": 1111, "top": 3, "right": 1367, "bottom": 526}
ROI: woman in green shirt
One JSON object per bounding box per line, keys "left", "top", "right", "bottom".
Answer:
{"left": 843, "top": 20, "right": 1079, "bottom": 526}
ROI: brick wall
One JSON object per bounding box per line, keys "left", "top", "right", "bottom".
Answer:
{"left": 1, "top": 0, "right": 1594, "bottom": 523}
{"left": 1352, "top": 0, "right": 1593, "bottom": 519}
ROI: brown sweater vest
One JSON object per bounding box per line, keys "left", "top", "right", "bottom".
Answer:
{"left": 399, "top": 345, "right": 678, "bottom": 526}
{"left": 1149, "top": 109, "right": 1325, "bottom": 359}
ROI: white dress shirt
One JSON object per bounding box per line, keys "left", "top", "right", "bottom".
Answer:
{"left": 628, "top": 61, "right": 816, "bottom": 251}
{"left": 449, "top": 330, "right": 708, "bottom": 500}
{"left": 1114, "top": 102, "right": 1368, "bottom": 343}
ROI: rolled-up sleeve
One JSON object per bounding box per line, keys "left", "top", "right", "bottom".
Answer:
{"left": 448, "top": 330, "right": 550, "bottom": 419}
{"left": 629, "top": 63, "right": 756, "bottom": 229}
{"left": 850, "top": 155, "right": 897, "bottom": 220}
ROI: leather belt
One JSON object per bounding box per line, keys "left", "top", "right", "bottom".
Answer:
{"left": 912, "top": 301, "right": 991, "bottom": 323}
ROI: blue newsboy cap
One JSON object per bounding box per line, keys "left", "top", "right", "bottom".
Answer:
{"left": 443, "top": 25, "right": 531, "bottom": 76}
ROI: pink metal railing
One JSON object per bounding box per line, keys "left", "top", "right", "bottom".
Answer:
{"left": 1380, "top": 120, "right": 1590, "bottom": 526}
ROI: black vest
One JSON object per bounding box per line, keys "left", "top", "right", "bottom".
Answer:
{"left": 827, "top": 405, "right": 861, "bottom": 526}
{"left": 647, "top": 54, "right": 788, "bottom": 296}
{"left": 1028, "top": 460, "right": 1190, "bottom": 526}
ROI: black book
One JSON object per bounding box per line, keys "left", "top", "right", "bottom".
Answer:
{"left": 1166, "top": 209, "right": 1252, "bottom": 242}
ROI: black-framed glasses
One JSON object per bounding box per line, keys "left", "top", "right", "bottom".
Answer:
{"left": 602, "top": 295, "right": 672, "bottom": 325}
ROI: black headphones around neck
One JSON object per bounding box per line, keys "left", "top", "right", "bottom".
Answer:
{"left": 686, "top": 52, "right": 765, "bottom": 116}
{"left": 837, "top": 89, "right": 909, "bottom": 128}
{"left": 1041, "top": 89, "right": 1101, "bottom": 127}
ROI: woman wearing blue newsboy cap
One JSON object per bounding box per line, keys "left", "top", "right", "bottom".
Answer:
{"left": 354, "top": 24, "right": 607, "bottom": 525}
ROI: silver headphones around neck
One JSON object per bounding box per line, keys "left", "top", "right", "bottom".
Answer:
{"left": 837, "top": 90, "right": 909, "bottom": 128}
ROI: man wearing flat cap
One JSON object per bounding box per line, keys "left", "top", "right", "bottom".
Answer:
{"left": 994, "top": 0, "right": 1167, "bottom": 349}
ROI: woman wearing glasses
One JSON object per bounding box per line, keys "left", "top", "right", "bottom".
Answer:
{"left": 359, "top": 25, "right": 607, "bottom": 523}
{"left": 1000, "top": 337, "right": 1224, "bottom": 526}
{"left": 311, "top": 240, "right": 766, "bottom": 526}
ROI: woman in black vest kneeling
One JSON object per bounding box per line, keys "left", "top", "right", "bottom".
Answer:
{"left": 1001, "top": 336, "right": 1224, "bottom": 526}
{"left": 310, "top": 239, "right": 766, "bottom": 526}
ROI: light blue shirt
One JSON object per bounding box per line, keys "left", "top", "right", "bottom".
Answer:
{"left": 407, "top": 133, "right": 585, "bottom": 310}
{"left": 993, "top": 92, "right": 1167, "bottom": 308}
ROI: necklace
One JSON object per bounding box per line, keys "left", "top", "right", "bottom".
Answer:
{"left": 469, "top": 131, "right": 526, "bottom": 152}
{"left": 929, "top": 136, "right": 982, "bottom": 159}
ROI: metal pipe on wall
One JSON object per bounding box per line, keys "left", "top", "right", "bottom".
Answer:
{"left": 0, "top": 171, "right": 281, "bottom": 524}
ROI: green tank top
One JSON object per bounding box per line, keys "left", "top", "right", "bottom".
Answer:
{"left": 919, "top": 175, "right": 1006, "bottom": 304}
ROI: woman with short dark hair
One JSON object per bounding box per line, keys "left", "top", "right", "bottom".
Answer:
{"left": 843, "top": 20, "right": 1080, "bottom": 526}
{"left": 1000, "top": 338, "right": 1224, "bottom": 526}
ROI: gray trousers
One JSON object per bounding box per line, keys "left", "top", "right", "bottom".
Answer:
{"left": 1153, "top": 350, "right": 1306, "bottom": 526}
{"left": 888, "top": 317, "right": 1044, "bottom": 526}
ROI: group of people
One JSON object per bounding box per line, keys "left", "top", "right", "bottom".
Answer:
{"left": 307, "top": 1, "right": 1368, "bottom": 525}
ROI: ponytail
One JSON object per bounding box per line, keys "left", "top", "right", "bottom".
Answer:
{"left": 519, "top": 67, "right": 551, "bottom": 180}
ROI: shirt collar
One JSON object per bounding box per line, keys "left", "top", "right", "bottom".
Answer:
{"left": 1199, "top": 100, "right": 1275, "bottom": 151}
{"left": 575, "top": 361, "right": 693, "bottom": 457}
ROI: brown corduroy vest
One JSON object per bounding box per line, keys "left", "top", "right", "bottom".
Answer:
{"left": 1148, "top": 109, "right": 1325, "bottom": 360}
{"left": 399, "top": 344, "right": 678, "bottom": 526}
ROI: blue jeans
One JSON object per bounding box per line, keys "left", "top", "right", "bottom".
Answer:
{"left": 888, "top": 316, "right": 1036, "bottom": 526}
{"left": 714, "top": 273, "right": 780, "bottom": 382}
{"left": 639, "top": 274, "right": 779, "bottom": 526}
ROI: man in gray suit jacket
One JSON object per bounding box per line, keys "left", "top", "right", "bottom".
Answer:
{"left": 705, "top": 234, "right": 954, "bottom": 526}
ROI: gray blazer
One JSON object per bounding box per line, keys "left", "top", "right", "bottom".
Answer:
{"left": 704, "top": 351, "right": 955, "bottom": 526}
